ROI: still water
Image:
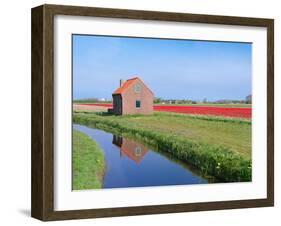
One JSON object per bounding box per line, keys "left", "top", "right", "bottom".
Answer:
{"left": 74, "top": 124, "right": 208, "bottom": 188}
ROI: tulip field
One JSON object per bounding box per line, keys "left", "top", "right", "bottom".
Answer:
{"left": 77, "top": 103, "right": 251, "bottom": 119}
{"left": 154, "top": 105, "right": 251, "bottom": 119}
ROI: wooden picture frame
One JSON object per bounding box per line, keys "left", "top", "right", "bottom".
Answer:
{"left": 31, "top": 4, "right": 274, "bottom": 221}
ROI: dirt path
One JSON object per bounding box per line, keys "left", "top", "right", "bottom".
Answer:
{"left": 73, "top": 104, "right": 108, "bottom": 112}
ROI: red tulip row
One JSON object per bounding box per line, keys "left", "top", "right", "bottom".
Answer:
{"left": 154, "top": 105, "right": 251, "bottom": 118}
{"left": 78, "top": 103, "right": 251, "bottom": 119}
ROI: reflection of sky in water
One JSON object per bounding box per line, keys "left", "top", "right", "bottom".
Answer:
{"left": 74, "top": 124, "right": 208, "bottom": 189}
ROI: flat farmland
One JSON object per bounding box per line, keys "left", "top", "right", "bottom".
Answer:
{"left": 76, "top": 103, "right": 252, "bottom": 119}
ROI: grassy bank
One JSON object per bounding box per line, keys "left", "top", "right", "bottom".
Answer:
{"left": 73, "top": 130, "right": 105, "bottom": 190}
{"left": 73, "top": 112, "right": 252, "bottom": 182}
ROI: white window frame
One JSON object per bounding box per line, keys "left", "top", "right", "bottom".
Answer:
{"left": 136, "top": 100, "right": 141, "bottom": 108}
{"left": 134, "top": 83, "right": 141, "bottom": 93}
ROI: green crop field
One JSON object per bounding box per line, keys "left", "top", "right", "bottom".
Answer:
{"left": 73, "top": 130, "right": 105, "bottom": 190}
{"left": 73, "top": 111, "right": 252, "bottom": 182}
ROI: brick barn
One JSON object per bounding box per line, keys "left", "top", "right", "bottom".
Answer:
{"left": 110, "top": 77, "right": 154, "bottom": 115}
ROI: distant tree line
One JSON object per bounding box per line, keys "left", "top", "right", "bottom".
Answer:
{"left": 73, "top": 98, "right": 112, "bottom": 103}
{"left": 153, "top": 94, "right": 252, "bottom": 104}
{"left": 73, "top": 94, "right": 252, "bottom": 105}
{"left": 154, "top": 97, "right": 197, "bottom": 104}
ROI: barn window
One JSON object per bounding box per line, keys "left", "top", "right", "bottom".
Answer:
{"left": 134, "top": 83, "right": 141, "bottom": 93}
{"left": 136, "top": 100, "right": 141, "bottom": 108}
{"left": 135, "top": 147, "right": 142, "bottom": 156}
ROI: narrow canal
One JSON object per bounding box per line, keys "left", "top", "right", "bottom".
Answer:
{"left": 74, "top": 124, "right": 209, "bottom": 188}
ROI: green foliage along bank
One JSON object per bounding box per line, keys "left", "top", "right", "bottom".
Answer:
{"left": 73, "top": 112, "right": 252, "bottom": 182}
{"left": 73, "top": 130, "right": 105, "bottom": 190}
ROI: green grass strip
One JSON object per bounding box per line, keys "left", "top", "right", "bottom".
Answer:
{"left": 73, "top": 130, "right": 105, "bottom": 190}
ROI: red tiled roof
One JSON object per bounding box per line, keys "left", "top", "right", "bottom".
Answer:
{"left": 113, "top": 77, "right": 139, "bottom": 95}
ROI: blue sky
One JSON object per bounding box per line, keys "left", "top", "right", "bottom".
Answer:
{"left": 73, "top": 35, "right": 252, "bottom": 101}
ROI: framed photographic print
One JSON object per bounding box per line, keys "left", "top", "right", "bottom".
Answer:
{"left": 31, "top": 4, "right": 274, "bottom": 221}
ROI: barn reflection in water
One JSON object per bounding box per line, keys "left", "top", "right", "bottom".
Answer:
{"left": 112, "top": 135, "right": 149, "bottom": 164}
